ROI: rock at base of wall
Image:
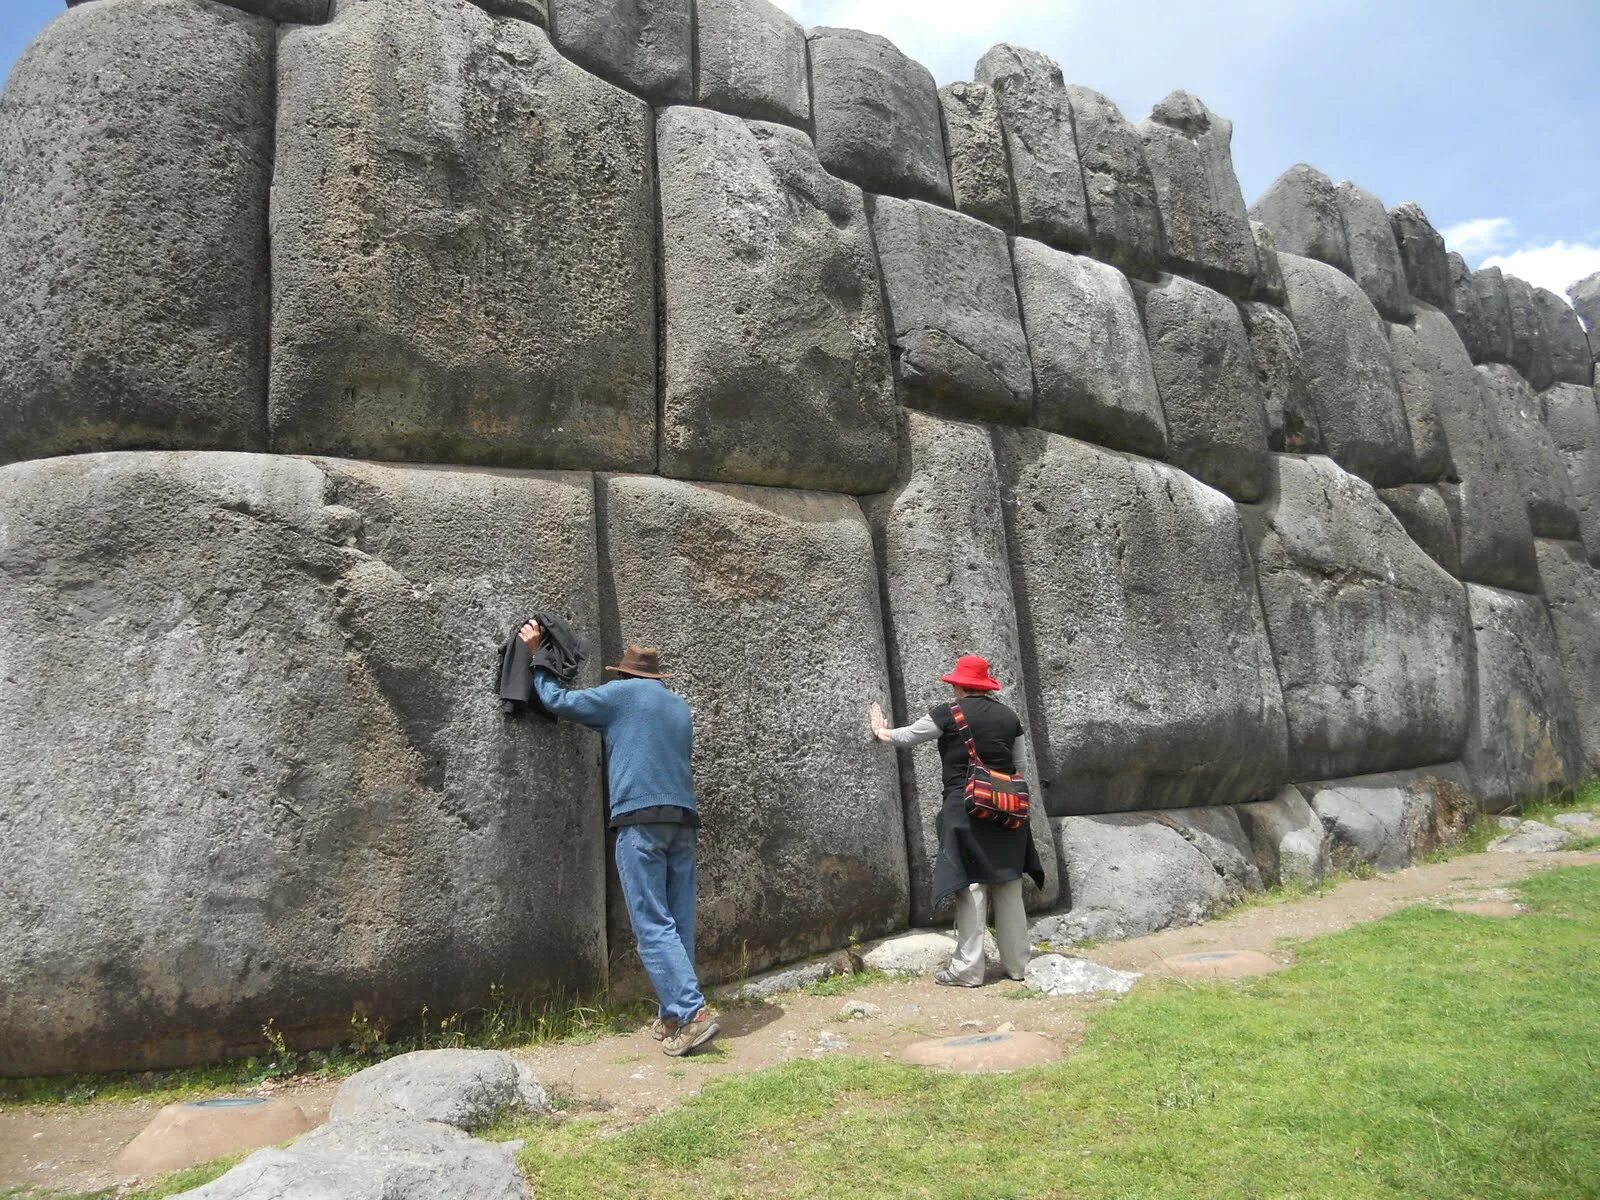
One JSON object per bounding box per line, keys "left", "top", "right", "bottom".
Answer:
{"left": 1335, "top": 181, "right": 1411, "bottom": 322}
{"left": 1378, "top": 484, "right": 1460, "bottom": 577}
{"left": 1299, "top": 764, "right": 1476, "bottom": 873}
{"left": 0, "top": 452, "right": 607, "bottom": 1076}
{"left": 1239, "top": 300, "right": 1322, "bottom": 453}
{"left": 995, "top": 428, "right": 1288, "bottom": 815}
{"left": 1065, "top": 84, "right": 1166, "bottom": 278}
{"left": 694, "top": 0, "right": 809, "bottom": 127}
{"left": 1477, "top": 364, "right": 1581, "bottom": 541}
{"left": 1249, "top": 164, "right": 1351, "bottom": 274}
{"left": 330, "top": 1049, "right": 548, "bottom": 1131}
{"left": 1389, "top": 201, "right": 1453, "bottom": 312}
{"left": 939, "top": 82, "right": 1016, "bottom": 230}
{"left": 548, "top": 0, "right": 691, "bottom": 102}
{"left": 657, "top": 108, "right": 895, "bottom": 493}
{"left": 1235, "top": 788, "right": 1330, "bottom": 886}
{"left": 1534, "top": 540, "right": 1600, "bottom": 773}
{"left": 1542, "top": 383, "right": 1600, "bottom": 566}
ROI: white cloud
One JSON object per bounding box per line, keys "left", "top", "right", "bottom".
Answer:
{"left": 1481, "top": 242, "right": 1600, "bottom": 301}
{"left": 1439, "top": 216, "right": 1516, "bottom": 260}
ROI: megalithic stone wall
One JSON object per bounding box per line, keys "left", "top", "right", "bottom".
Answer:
{"left": 3, "top": 0, "right": 1600, "bottom": 1074}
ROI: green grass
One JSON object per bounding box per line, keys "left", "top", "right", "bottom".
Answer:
{"left": 495, "top": 865, "right": 1600, "bottom": 1199}
{"left": 1432, "top": 780, "right": 1600, "bottom": 862}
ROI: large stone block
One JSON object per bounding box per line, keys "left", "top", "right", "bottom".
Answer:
{"left": 939, "top": 82, "right": 1015, "bottom": 230}
{"left": 1278, "top": 252, "right": 1415, "bottom": 487}
{"left": 1242, "top": 455, "right": 1472, "bottom": 781}
{"left": 1542, "top": 382, "right": 1600, "bottom": 565}
{"left": 1469, "top": 267, "right": 1516, "bottom": 365}
{"left": 1012, "top": 239, "right": 1167, "bottom": 457}
{"left": 1447, "top": 252, "right": 1491, "bottom": 362}
{"left": 974, "top": 44, "right": 1090, "bottom": 252}
{"left": 1501, "top": 273, "right": 1554, "bottom": 391}
{"left": 0, "top": 0, "right": 271, "bottom": 465}
{"left": 1385, "top": 315, "right": 1457, "bottom": 482}
{"left": 1239, "top": 301, "right": 1323, "bottom": 453}
{"left": 1388, "top": 201, "right": 1453, "bottom": 311}
{"left": 548, "top": 0, "right": 691, "bottom": 102}
{"left": 1236, "top": 788, "right": 1329, "bottom": 886}
{"left": 1534, "top": 287, "right": 1593, "bottom": 387}
{"left": 1249, "top": 220, "right": 1287, "bottom": 306}
{"left": 1536, "top": 539, "right": 1600, "bottom": 772}
{"left": 1477, "top": 364, "right": 1581, "bottom": 540}
{"left": 0, "top": 452, "right": 607, "bottom": 1075}
{"left": 1378, "top": 484, "right": 1460, "bottom": 576}
{"left": 1568, "top": 272, "right": 1600, "bottom": 356}
{"left": 602, "top": 476, "right": 908, "bottom": 978}
{"left": 694, "top": 0, "right": 808, "bottom": 127}
{"left": 1249, "top": 164, "right": 1350, "bottom": 274}
{"left": 869, "top": 197, "right": 1033, "bottom": 424}
{"left": 1334, "top": 181, "right": 1411, "bottom": 322}
{"left": 271, "top": 1, "right": 656, "bottom": 471}
{"left": 1463, "top": 584, "right": 1586, "bottom": 809}
{"left": 657, "top": 108, "right": 895, "bottom": 493}
{"left": 1134, "top": 274, "right": 1271, "bottom": 500}
{"left": 1064, "top": 84, "right": 1165, "bottom": 278}
{"left": 1137, "top": 91, "right": 1258, "bottom": 298}
{"left": 67, "top": 0, "right": 332, "bottom": 18}
{"left": 807, "top": 27, "right": 951, "bottom": 205}
{"left": 1299, "top": 764, "right": 1477, "bottom": 872}
{"left": 994, "top": 428, "right": 1288, "bottom": 816}
{"left": 863, "top": 412, "right": 1060, "bottom": 923}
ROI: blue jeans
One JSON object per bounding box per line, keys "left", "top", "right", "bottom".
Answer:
{"left": 614, "top": 822, "right": 705, "bottom": 1024}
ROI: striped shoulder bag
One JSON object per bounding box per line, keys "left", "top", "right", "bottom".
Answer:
{"left": 949, "top": 702, "right": 1030, "bottom": 831}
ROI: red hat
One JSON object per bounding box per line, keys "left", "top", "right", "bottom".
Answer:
{"left": 940, "top": 655, "right": 1002, "bottom": 692}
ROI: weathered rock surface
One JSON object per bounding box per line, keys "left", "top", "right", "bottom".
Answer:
{"left": 995, "top": 429, "right": 1287, "bottom": 815}
{"left": 1278, "top": 252, "right": 1415, "bottom": 487}
{"left": 1542, "top": 383, "right": 1600, "bottom": 565}
{"left": 1012, "top": 240, "right": 1167, "bottom": 456}
{"left": 717, "top": 953, "right": 856, "bottom": 1001}
{"left": 1134, "top": 273, "right": 1271, "bottom": 500}
{"left": 1299, "top": 764, "right": 1476, "bottom": 872}
{"left": 1239, "top": 300, "right": 1322, "bottom": 453}
{"left": 1389, "top": 202, "right": 1453, "bottom": 311}
{"left": 1385, "top": 315, "right": 1457, "bottom": 482}
{"left": 1534, "top": 287, "right": 1593, "bottom": 387}
{"left": 1469, "top": 267, "right": 1516, "bottom": 365}
{"left": 1065, "top": 84, "right": 1166, "bottom": 277}
{"left": 1462, "top": 584, "right": 1586, "bottom": 809}
{"left": 863, "top": 413, "right": 1060, "bottom": 922}
{"left": 1378, "top": 484, "right": 1460, "bottom": 576}
{"left": 0, "top": 0, "right": 272, "bottom": 465}
{"left": 975, "top": 44, "right": 1090, "bottom": 251}
{"left": 1137, "top": 91, "right": 1258, "bottom": 297}
{"left": 1235, "top": 788, "right": 1330, "bottom": 885}
{"left": 1023, "top": 956, "right": 1140, "bottom": 997}
{"left": 1250, "top": 220, "right": 1288, "bottom": 306}
{"left": 548, "top": 0, "right": 690, "bottom": 102}
{"left": 1568, "top": 273, "right": 1600, "bottom": 355}
{"left": 1249, "top": 164, "right": 1350, "bottom": 273}
{"left": 470, "top": 0, "right": 549, "bottom": 24}
{"left": 1335, "top": 181, "right": 1412, "bottom": 322}
{"left": 272, "top": 2, "right": 656, "bottom": 471}
{"left": 1447, "top": 252, "right": 1491, "bottom": 362}
{"left": 1503, "top": 273, "right": 1554, "bottom": 391}
{"left": 861, "top": 931, "right": 959, "bottom": 976}
{"left": 174, "top": 1110, "right": 526, "bottom": 1199}
{"left": 1241, "top": 455, "right": 1471, "bottom": 780}
{"left": 657, "top": 108, "right": 894, "bottom": 493}
{"left": 808, "top": 27, "right": 951, "bottom": 204}
{"left": 67, "top": 0, "right": 331, "bottom": 20}
{"left": 1477, "top": 364, "right": 1581, "bottom": 540}
{"left": 603, "top": 476, "right": 908, "bottom": 979}
{"left": 694, "top": 0, "right": 809, "bottom": 126}
{"left": 0, "top": 452, "right": 608, "bottom": 1075}
{"left": 1487, "top": 821, "right": 1569, "bottom": 853}
{"left": 1535, "top": 539, "right": 1600, "bottom": 772}
{"left": 869, "top": 199, "right": 1033, "bottom": 424}
{"left": 330, "top": 1050, "right": 548, "bottom": 1131}
{"left": 939, "top": 82, "right": 1015, "bottom": 230}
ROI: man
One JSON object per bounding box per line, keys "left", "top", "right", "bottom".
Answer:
{"left": 517, "top": 620, "right": 718, "bottom": 1057}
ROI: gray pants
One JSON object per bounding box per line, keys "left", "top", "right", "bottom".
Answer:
{"left": 947, "top": 878, "right": 1030, "bottom": 985}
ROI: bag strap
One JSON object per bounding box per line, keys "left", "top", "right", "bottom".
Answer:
{"left": 948, "top": 702, "right": 986, "bottom": 767}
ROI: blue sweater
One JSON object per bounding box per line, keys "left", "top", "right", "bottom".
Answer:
{"left": 531, "top": 669, "right": 697, "bottom": 819}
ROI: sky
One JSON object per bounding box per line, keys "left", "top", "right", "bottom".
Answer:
{"left": 3, "top": 0, "right": 1597, "bottom": 298}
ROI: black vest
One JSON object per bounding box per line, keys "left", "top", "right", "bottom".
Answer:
{"left": 930, "top": 696, "right": 1023, "bottom": 795}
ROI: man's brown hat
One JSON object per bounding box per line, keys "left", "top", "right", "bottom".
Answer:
{"left": 606, "top": 645, "right": 669, "bottom": 679}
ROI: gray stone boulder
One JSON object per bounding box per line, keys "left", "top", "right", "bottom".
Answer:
{"left": 1378, "top": 484, "right": 1460, "bottom": 576}
{"left": 1035, "top": 807, "right": 1263, "bottom": 944}
{"left": 994, "top": 428, "right": 1288, "bottom": 815}
{"left": 271, "top": 1, "right": 656, "bottom": 472}
{"left": 1250, "top": 220, "right": 1288, "bottom": 306}
{"left": 330, "top": 1050, "right": 548, "bottom": 1131}
{"left": 1241, "top": 455, "right": 1472, "bottom": 780}
{"left": 1023, "top": 956, "right": 1140, "bottom": 997}
{"left": 1012, "top": 239, "right": 1167, "bottom": 457}
{"left": 1249, "top": 164, "right": 1351, "bottom": 274}
{"left": 869, "top": 198, "right": 1033, "bottom": 425}
{"left": 1535, "top": 540, "right": 1600, "bottom": 772}
{"left": 0, "top": 452, "right": 608, "bottom": 1076}
{"left": 863, "top": 412, "right": 1060, "bottom": 923}
{"left": 1534, "top": 288, "right": 1593, "bottom": 387}
{"left": 1300, "top": 764, "right": 1477, "bottom": 872}
{"left": 173, "top": 1110, "right": 526, "bottom": 1200}
{"left": 1385, "top": 315, "right": 1458, "bottom": 482}
{"left": 1503, "top": 274, "right": 1554, "bottom": 391}
{"left": 807, "top": 27, "right": 951, "bottom": 205}
{"left": 1567, "top": 272, "right": 1600, "bottom": 354}
{"left": 1239, "top": 300, "right": 1323, "bottom": 453}
{"left": 975, "top": 44, "right": 1090, "bottom": 252}
{"left": 694, "top": 0, "right": 809, "bottom": 127}
{"left": 0, "top": 0, "right": 272, "bottom": 465}
{"left": 656, "top": 108, "right": 894, "bottom": 493}
{"left": 1447, "top": 252, "right": 1492, "bottom": 362}
{"left": 1487, "top": 821, "right": 1569, "bottom": 853}
{"left": 602, "top": 476, "right": 908, "bottom": 980}
{"left": 939, "top": 82, "right": 1016, "bottom": 230}
{"left": 470, "top": 0, "right": 548, "bottom": 23}
{"left": 861, "top": 931, "right": 959, "bottom": 976}
{"left": 1542, "top": 383, "right": 1600, "bottom": 565}
{"left": 548, "top": 0, "right": 691, "bottom": 102}
{"left": 1137, "top": 91, "right": 1259, "bottom": 298}
{"left": 1278, "top": 252, "right": 1415, "bottom": 487}
{"left": 1065, "top": 84, "right": 1166, "bottom": 278}
{"left": 1477, "top": 364, "right": 1582, "bottom": 541}
{"left": 1335, "top": 181, "right": 1412, "bottom": 322}
{"left": 1389, "top": 202, "right": 1453, "bottom": 311}
{"left": 1133, "top": 274, "right": 1271, "bottom": 500}
{"left": 67, "top": 0, "right": 332, "bottom": 20}
{"left": 1463, "top": 584, "right": 1586, "bottom": 810}
{"left": 1468, "top": 267, "right": 1516, "bottom": 365}
{"left": 1236, "top": 788, "right": 1330, "bottom": 886}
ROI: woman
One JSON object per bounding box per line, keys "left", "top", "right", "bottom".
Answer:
{"left": 870, "top": 655, "right": 1044, "bottom": 987}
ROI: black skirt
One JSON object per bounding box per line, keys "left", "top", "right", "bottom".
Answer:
{"left": 930, "top": 785, "right": 1045, "bottom": 911}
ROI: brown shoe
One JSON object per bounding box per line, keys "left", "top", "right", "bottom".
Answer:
{"left": 662, "top": 1008, "right": 720, "bottom": 1057}
{"left": 649, "top": 1017, "right": 677, "bottom": 1042}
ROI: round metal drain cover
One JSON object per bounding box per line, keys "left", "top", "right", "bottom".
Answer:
{"left": 1167, "top": 949, "right": 1284, "bottom": 979}
{"left": 902, "top": 1030, "right": 1059, "bottom": 1073}
{"left": 185, "top": 1096, "right": 271, "bottom": 1109}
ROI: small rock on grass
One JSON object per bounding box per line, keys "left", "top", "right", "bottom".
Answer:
{"left": 1487, "top": 821, "right": 1569, "bottom": 853}
{"left": 1554, "top": 813, "right": 1595, "bottom": 826}
{"left": 1496, "top": 816, "right": 1523, "bottom": 830}
{"left": 1024, "top": 955, "right": 1141, "bottom": 997}
{"left": 839, "top": 1000, "right": 881, "bottom": 1020}
{"left": 330, "top": 1049, "right": 547, "bottom": 1132}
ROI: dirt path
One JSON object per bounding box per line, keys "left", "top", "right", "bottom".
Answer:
{"left": 4, "top": 849, "right": 1595, "bottom": 1196}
